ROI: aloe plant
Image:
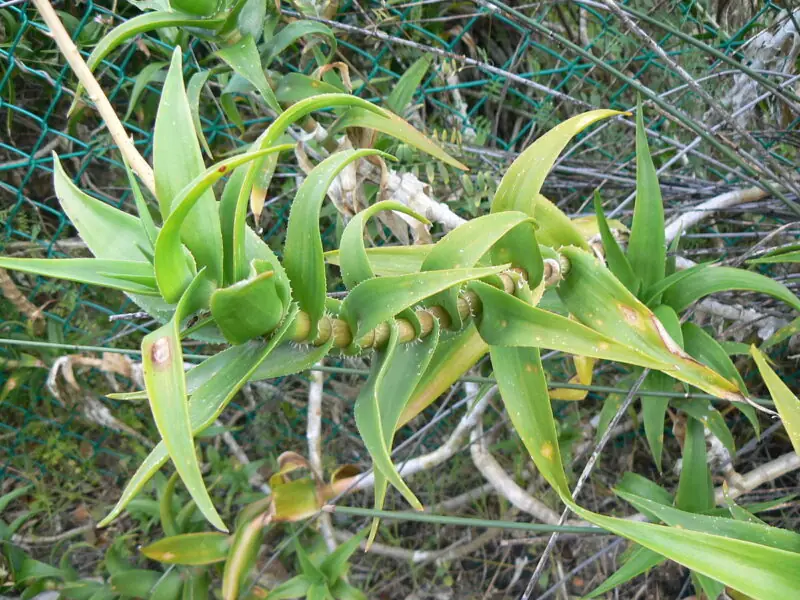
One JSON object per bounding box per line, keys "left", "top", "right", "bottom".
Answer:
{"left": 6, "top": 32, "right": 800, "bottom": 598}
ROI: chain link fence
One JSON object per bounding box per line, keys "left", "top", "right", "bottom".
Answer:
{"left": 1, "top": 0, "right": 798, "bottom": 493}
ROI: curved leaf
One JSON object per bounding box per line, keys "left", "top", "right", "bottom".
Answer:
{"left": 231, "top": 94, "right": 391, "bottom": 281}
{"left": 262, "top": 20, "right": 336, "bottom": 67}
{"left": 73, "top": 11, "right": 224, "bottom": 108}
{"left": 386, "top": 55, "right": 433, "bottom": 114}
{"left": 487, "top": 315, "right": 800, "bottom": 600}
{"left": 593, "top": 191, "right": 638, "bottom": 293}
{"left": 154, "top": 48, "right": 223, "bottom": 283}
{"left": 342, "top": 266, "right": 505, "bottom": 340}
{"left": 675, "top": 416, "right": 713, "bottom": 513}
{"left": 359, "top": 320, "right": 439, "bottom": 544}
{"left": 217, "top": 34, "right": 280, "bottom": 113}
{"left": 584, "top": 545, "right": 665, "bottom": 598}
{"left": 628, "top": 103, "right": 665, "bottom": 291}
{"left": 420, "top": 211, "right": 533, "bottom": 328}
{"left": 748, "top": 250, "right": 800, "bottom": 264}
{"left": 325, "top": 244, "right": 431, "bottom": 276}
{"left": 333, "top": 107, "right": 467, "bottom": 170}
{"left": 210, "top": 260, "right": 285, "bottom": 344}
{"left": 0, "top": 258, "right": 158, "bottom": 296}
{"left": 124, "top": 60, "right": 168, "bottom": 121}
{"left": 399, "top": 324, "right": 488, "bottom": 426}
{"left": 751, "top": 346, "right": 800, "bottom": 456}
{"left": 284, "top": 149, "right": 387, "bottom": 334}
{"left": 187, "top": 70, "right": 214, "bottom": 159}
{"left": 99, "top": 308, "right": 304, "bottom": 528}
{"left": 142, "top": 270, "right": 224, "bottom": 531}
{"left": 557, "top": 248, "right": 745, "bottom": 402}
{"left": 339, "top": 200, "right": 429, "bottom": 289}
{"left": 491, "top": 110, "right": 620, "bottom": 216}
{"left": 276, "top": 72, "right": 343, "bottom": 105}
{"left": 492, "top": 344, "right": 570, "bottom": 492}
{"left": 154, "top": 145, "right": 292, "bottom": 303}
{"left": 141, "top": 532, "right": 230, "bottom": 565}
{"left": 661, "top": 266, "right": 800, "bottom": 313}
{"left": 682, "top": 322, "right": 758, "bottom": 435}
{"left": 471, "top": 280, "right": 660, "bottom": 367}
{"left": 617, "top": 491, "right": 800, "bottom": 552}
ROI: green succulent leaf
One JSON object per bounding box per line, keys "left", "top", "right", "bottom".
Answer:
{"left": 486, "top": 318, "right": 800, "bottom": 600}
{"left": 355, "top": 320, "right": 439, "bottom": 520}
{"left": 265, "top": 575, "right": 313, "bottom": 600}
{"left": 222, "top": 512, "right": 266, "bottom": 600}
{"left": 230, "top": 94, "right": 389, "bottom": 281}
{"left": 210, "top": 260, "right": 285, "bottom": 344}
{"left": 276, "top": 73, "right": 343, "bottom": 105}
{"left": 187, "top": 70, "right": 214, "bottom": 159}
{"left": 54, "top": 157, "right": 151, "bottom": 263}
{"left": 593, "top": 191, "right": 638, "bottom": 293}
{"left": 99, "top": 307, "right": 302, "bottom": 529}
{"left": 471, "top": 280, "right": 659, "bottom": 367}
{"left": 386, "top": 55, "right": 432, "bottom": 114}
{"left": 751, "top": 346, "right": 800, "bottom": 456}
{"left": 342, "top": 266, "right": 505, "bottom": 340}
{"left": 154, "top": 145, "right": 292, "bottom": 303}
{"left": 748, "top": 249, "right": 800, "bottom": 264}
{"left": 141, "top": 532, "right": 230, "bottom": 565}
{"left": 675, "top": 416, "right": 713, "bottom": 513}
{"left": 492, "top": 344, "right": 570, "bottom": 492}
{"left": 420, "top": 211, "right": 534, "bottom": 327}
{"left": 678, "top": 399, "right": 736, "bottom": 456}
{"left": 325, "top": 244, "right": 431, "bottom": 276}
{"left": 154, "top": 48, "right": 224, "bottom": 284}
{"left": 357, "top": 319, "right": 439, "bottom": 544}
{"left": 627, "top": 102, "right": 665, "bottom": 292}
{"left": 640, "top": 371, "right": 671, "bottom": 472}
{"left": 284, "top": 149, "right": 387, "bottom": 334}
{"left": 217, "top": 34, "right": 281, "bottom": 113}
{"left": 399, "top": 324, "right": 489, "bottom": 426}
{"left": 124, "top": 60, "right": 168, "bottom": 121}
{"left": 141, "top": 270, "right": 224, "bottom": 531}
{"left": 584, "top": 545, "right": 665, "bottom": 598}
{"left": 616, "top": 472, "right": 673, "bottom": 508}
{"left": 108, "top": 570, "right": 164, "bottom": 599}
{"left": 661, "top": 266, "right": 800, "bottom": 313}
{"left": 491, "top": 109, "right": 621, "bottom": 253}
{"left": 0, "top": 258, "right": 158, "bottom": 296}
{"left": 491, "top": 110, "right": 620, "bottom": 217}
{"left": 320, "top": 529, "right": 369, "bottom": 582}
{"left": 123, "top": 158, "right": 158, "bottom": 251}
{"left": 261, "top": 20, "right": 336, "bottom": 67}
{"left": 617, "top": 491, "right": 800, "bottom": 552}
{"left": 339, "top": 200, "right": 429, "bottom": 289}
{"left": 98, "top": 307, "right": 306, "bottom": 527}
{"left": 556, "top": 248, "right": 745, "bottom": 402}
{"left": 333, "top": 107, "right": 467, "bottom": 170}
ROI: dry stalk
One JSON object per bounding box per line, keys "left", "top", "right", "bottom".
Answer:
{"left": 31, "top": 0, "right": 156, "bottom": 195}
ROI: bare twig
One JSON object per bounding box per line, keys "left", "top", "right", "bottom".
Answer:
{"left": 352, "top": 383, "right": 493, "bottom": 490}
{"left": 714, "top": 452, "right": 800, "bottom": 504}
{"left": 12, "top": 523, "right": 94, "bottom": 547}
{"left": 306, "top": 366, "right": 336, "bottom": 551}
{"left": 31, "top": 0, "right": 155, "bottom": 195}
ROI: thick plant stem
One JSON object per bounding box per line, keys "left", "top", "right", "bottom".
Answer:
{"left": 287, "top": 272, "right": 517, "bottom": 348}
{"left": 32, "top": 0, "right": 156, "bottom": 196}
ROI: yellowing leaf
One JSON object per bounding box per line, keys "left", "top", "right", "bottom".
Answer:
{"left": 751, "top": 346, "right": 800, "bottom": 456}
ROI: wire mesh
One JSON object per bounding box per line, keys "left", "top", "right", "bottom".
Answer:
{"left": 1, "top": 0, "right": 798, "bottom": 495}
